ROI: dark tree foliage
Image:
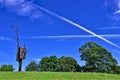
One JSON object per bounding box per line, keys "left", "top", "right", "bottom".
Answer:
{"left": 39, "top": 56, "right": 80, "bottom": 72}
{"left": 0, "top": 64, "right": 14, "bottom": 72}
{"left": 114, "top": 66, "right": 120, "bottom": 74}
{"left": 25, "top": 61, "right": 39, "bottom": 71}
{"left": 79, "top": 42, "right": 117, "bottom": 73}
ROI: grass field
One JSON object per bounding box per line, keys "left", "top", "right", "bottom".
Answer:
{"left": 0, "top": 72, "right": 120, "bottom": 80}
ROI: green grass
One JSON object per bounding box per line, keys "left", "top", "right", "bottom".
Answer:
{"left": 0, "top": 72, "right": 120, "bottom": 80}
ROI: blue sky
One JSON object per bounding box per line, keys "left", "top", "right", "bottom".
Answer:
{"left": 0, "top": 0, "right": 120, "bottom": 71}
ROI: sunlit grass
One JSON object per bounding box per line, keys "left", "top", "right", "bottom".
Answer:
{"left": 0, "top": 72, "right": 120, "bottom": 80}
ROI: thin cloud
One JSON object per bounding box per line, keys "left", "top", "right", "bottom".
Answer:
{"left": 104, "top": 0, "right": 120, "bottom": 21}
{"left": 0, "top": 0, "right": 43, "bottom": 19}
{"left": 32, "top": 58, "right": 41, "bottom": 62}
{"left": 0, "top": 36, "right": 11, "bottom": 41}
{"left": 110, "top": 0, "right": 120, "bottom": 20}
{"left": 98, "top": 27, "right": 120, "bottom": 29}
{"left": 0, "top": 51, "right": 10, "bottom": 59}
{"left": 115, "top": 10, "right": 120, "bottom": 14}
{"left": 34, "top": 58, "right": 41, "bottom": 62}
{"left": 22, "top": 34, "right": 120, "bottom": 39}
{"left": 114, "top": 0, "right": 120, "bottom": 13}
{"left": 22, "top": 35, "right": 93, "bottom": 39}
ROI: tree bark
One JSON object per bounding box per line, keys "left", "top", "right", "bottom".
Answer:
{"left": 18, "top": 59, "right": 22, "bottom": 71}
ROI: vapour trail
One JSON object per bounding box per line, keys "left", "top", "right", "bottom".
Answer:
{"left": 21, "top": 34, "right": 120, "bottom": 39}
{"left": 32, "top": 3, "right": 120, "bottom": 49}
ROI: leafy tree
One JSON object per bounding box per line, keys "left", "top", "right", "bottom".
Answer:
{"left": 76, "top": 64, "right": 81, "bottom": 72}
{"left": 114, "top": 66, "right": 120, "bottom": 74}
{"left": 25, "top": 61, "right": 39, "bottom": 71}
{"left": 0, "top": 64, "right": 14, "bottom": 72}
{"left": 48, "top": 56, "right": 58, "bottom": 71}
{"left": 39, "top": 57, "right": 49, "bottom": 71}
{"left": 39, "top": 56, "right": 80, "bottom": 72}
{"left": 79, "top": 42, "right": 117, "bottom": 73}
{"left": 56, "top": 56, "right": 79, "bottom": 72}
{"left": 39, "top": 56, "right": 57, "bottom": 71}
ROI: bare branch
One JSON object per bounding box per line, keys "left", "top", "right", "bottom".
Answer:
{"left": 10, "top": 24, "right": 20, "bottom": 48}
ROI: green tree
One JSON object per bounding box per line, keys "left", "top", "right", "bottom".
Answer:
{"left": 79, "top": 42, "right": 117, "bottom": 73}
{"left": 25, "top": 61, "right": 39, "bottom": 71}
{"left": 114, "top": 66, "right": 120, "bottom": 74}
{"left": 39, "top": 56, "right": 58, "bottom": 71}
{"left": 0, "top": 64, "right": 14, "bottom": 72}
{"left": 39, "top": 56, "right": 80, "bottom": 72}
{"left": 56, "top": 56, "right": 79, "bottom": 72}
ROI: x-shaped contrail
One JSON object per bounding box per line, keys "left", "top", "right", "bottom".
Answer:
{"left": 32, "top": 3, "right": 120, "bottom": 49}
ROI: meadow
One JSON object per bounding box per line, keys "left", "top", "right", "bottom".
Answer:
{"left": 0, "top": 72, "right": 120, "bottom": 80}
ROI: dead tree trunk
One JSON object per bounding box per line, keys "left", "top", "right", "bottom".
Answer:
{"left": 16, "top": 47, "right": 22, "bottom": 72}
{"left": 18, "top": 59, "right": 22, "bottom": 71}
{"left": 11, "top": 25, "right": 27, "bottom": 72}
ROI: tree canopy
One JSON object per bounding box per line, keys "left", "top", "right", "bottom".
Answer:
{"left": 25, "top": 61, "right": 39, "bottom": 71}
{"left": 39, "top": 56, "right": 80, "bottom": 72}
{"left": 79, "top": 42, "right": 118, "bottom": 73}
{"left": 0, "top": 64, "right": 14, "bottom": 72}
{"left": 39, "top": 56, "right": 58, "bottom": 71}
{"left": 56, "top": 56, "right": 79, "bottom": 72}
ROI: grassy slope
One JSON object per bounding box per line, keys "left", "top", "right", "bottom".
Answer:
{"left": 0, "top": 72, "right": 120, "bottom": 80}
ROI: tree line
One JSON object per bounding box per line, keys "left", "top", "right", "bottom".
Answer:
{"left": 0, "top": 42, "right": 120, "bottom": 74}
{"left": 25, "top": 56, "right": 80, "bottom": 72}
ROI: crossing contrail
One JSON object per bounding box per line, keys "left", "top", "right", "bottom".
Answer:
{"left": 32, "top": 3, "right": 120, "bottom": 49}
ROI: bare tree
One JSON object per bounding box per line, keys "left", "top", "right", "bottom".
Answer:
{"left": 11, "top": 25, "right": 27, "bottom": 71}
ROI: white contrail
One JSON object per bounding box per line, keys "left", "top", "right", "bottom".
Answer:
{"left": 32, "top": 3, "right": 120, "bottom": 49}
{"left": 21, "top": 34, "right": 120, "bottom": 39}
